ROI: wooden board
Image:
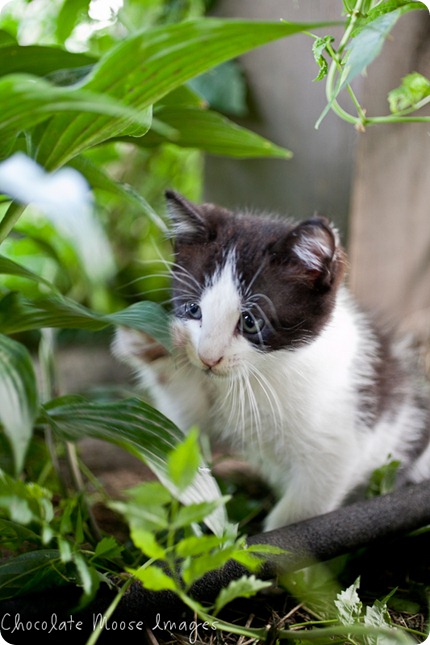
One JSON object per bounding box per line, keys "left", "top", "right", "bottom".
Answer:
{"left": 348, "top": 13, "right": 430, "bottom": 344}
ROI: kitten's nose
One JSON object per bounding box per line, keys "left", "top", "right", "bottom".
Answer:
{"left": 199, "top": 354, "right": 223, "bottom": 369}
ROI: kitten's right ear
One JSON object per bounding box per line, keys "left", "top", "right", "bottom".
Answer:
{"left": 165, "top": 190, "right": 207, "bottom": 242}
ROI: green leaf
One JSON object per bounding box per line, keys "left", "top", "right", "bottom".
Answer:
{"left": 55, "top": 0, "right": 91, "bottom": 44}
{"left": 0, "top": 74, "right": 152, "bottom": 160}
{"left": 0, "top": 549, "right": 64, "bottom": 600}
{"left": 130, "top": 564, "right": 176, "bottom": 592}
{"left": 175, "top": 534, "right": 223, "bottom": 558}
{"left": 126, "top": 481, "right": 173, "bottom": 507}
{"left": 0, "top": 254, "right": 60, "bottom": 293}
{"left": 341, "top": 10, "right": 402, "bottom": 89}
{"left": 388, "top": 72, "right": 430, "bottom": 113}
{"left": 316, "top": 7, "right": 420, "bottom": 127}
{"left": 93, "top": 536, "right": 123, "bottom": 561}
{"left": 134, "top": 106, "right": 292, "bottom": 159}
{"left": 111, "top": 482, "right": 171, "bottom": 533}
{"left": 246, "top": 544, "right": 288, "bottom": 556}
{"left": 214, "top": 574, "right": 272, "bottom": 614}
{"left": 172, "top": 498, "right": 229, "bottom": 531}
{"left": 0, "top": 292, "right": 172, "bottom": 352}
{"left": 42, "top": 396, "right": 226, "bottom": 535}
{"left": 0, "top": 518, "right": 41, "bottom": 547}
{"left": 335, "top": 577, "right": 363, "bottom": 626}
{"left": 130, "top": 529, "right": 166, "bottom": 559}
{"left": 0, "top": 30, "right": 17, "bottom": 47}
{"left": 367, "top": 459, "right": 401, "bottom": 497}
{"left": 73, "top": 551, "right": 101, "bottom": 609}
{"left": 0, "top": 44, "right": 95, "bottom": 78}
{"left": 181, "top": 546, "right": 237, "bottom": 587}
{"left": 34, "top": 17, "right": 332, "bottom": 169}
{"left": 189, "top": 60, "right": 248, "bottom": 116}
{"left": 312, "top": 36, "right": 335, "bottom": 81}
{"left": 354, "top": 1, "right": 426, "bottom": 32}
{"left": 167, "top": 427, "right": 200, "bottom": 492}
{"left": 0, "top": 334, "right": 38, "bottom": 475}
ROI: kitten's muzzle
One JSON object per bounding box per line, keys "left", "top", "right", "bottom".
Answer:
{"left": 199, "top": 352, "right": 224, "bottom": 370}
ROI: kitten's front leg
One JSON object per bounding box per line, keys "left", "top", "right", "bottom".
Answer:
{"left": 112, "top": 328, "right": 211, "bottom": 432}
{"left": 263, "top": 464, "right": 352, "bottom": 530}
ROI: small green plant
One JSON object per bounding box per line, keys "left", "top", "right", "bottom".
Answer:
{"left": 309, "top": 0, "right": 430, "bottom": 129}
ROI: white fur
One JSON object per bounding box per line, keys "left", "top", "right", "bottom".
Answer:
{"left": 114, "top": 273, "right": 430, "bottom": 530}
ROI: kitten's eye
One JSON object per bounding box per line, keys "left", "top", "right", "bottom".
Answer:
{"left": 240, "top": 312, "right": 264, "bottom": 334}
{"left": 185, "top": 302, "right": 202, "bottom": 320}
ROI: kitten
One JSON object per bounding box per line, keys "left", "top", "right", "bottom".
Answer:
{"left": 113, "top": 191, "right": 430, "bottom": 530}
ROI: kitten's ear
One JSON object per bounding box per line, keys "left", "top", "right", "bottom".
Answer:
{"left": 165, "top": 190, "right": 207, "bottom": 241}
{"left": 274, "top": 217, "right": 344, "bottom": 288}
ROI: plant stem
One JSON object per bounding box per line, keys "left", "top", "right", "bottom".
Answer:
{"left": 85, "top": 577, "right": 134, "bottom": 645}
{"left": 0, "top": 201, "right": 26, "bottom": 244}
{"left": 39, "top": 328, "right": 101, "bottom": 541}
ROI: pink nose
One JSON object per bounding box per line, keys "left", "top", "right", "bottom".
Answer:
{"left": 199, "top": 354, "right": 223, "bottom": 369}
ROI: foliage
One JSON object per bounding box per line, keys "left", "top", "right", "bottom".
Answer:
{"left": 0, "top": 1, "right": 428, "bottom": 643}
{"left": 310, "top": 0, "right": 430, "bottom": 129}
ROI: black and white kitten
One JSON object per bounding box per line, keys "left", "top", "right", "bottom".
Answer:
{"left": 113, "top": 191, "right": 430, "bottom": 530}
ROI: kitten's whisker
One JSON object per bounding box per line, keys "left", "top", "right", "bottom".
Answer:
{"left": 246, "top": 293, "right": 279, "bottom": 325}
{"left": 247, "top": 361, "right": 283, "bottom": 435}
{"left": 242, "top": 263, "right": 266, "bottom": 299}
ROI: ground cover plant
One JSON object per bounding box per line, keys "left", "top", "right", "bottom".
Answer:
{"left": 0, "top": 0, "right": 429, "bottom": 643}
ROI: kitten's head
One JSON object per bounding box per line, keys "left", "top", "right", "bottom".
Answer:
{"left": 166, "top": 191, "right": 346, "bottom": 377}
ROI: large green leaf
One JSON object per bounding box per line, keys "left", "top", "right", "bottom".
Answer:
{"left": 0, "top": 334, "right": 38, "bottom": 475}
{"left": 0, "top": 45, "right": 95, "bottom": 78}
{"left": 35, "top": 18, "right": 332, "bottom": 169}
{"left": 0, "top": 74, "right": 152, "bottom": 160}
{"left": 43, "top": 396, "right": 226, "bottom": 535}
{"left": 135, "top": 105, "right": 292, "bottom": 158}
{"left": 0, "top": 292, "right": 172, "bottom": 351}
{"left": 0, "top": 254, "right": 60, "bottom": 293}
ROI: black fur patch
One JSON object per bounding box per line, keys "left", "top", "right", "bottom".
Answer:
{"left": 166, "top": 191, "right": 346, "bottom": 351}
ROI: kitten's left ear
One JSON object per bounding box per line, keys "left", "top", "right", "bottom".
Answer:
{"left": 274, "top": 217, "right": 345, "bottom": 288}
{"left": 165, "top": 190, "right": 207, "bottom": 242}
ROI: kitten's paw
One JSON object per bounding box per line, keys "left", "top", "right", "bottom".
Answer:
{"left": 112, "top": 327, "right": 168, "bottom": 368}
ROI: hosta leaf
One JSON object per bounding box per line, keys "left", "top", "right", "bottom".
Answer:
{"left": 55, "top": 0, "right": 92, "bottom": 45}
{"left": 0, "top": 292, "right": 172, "bottom": 352}
{"left": 0, "top": 254, "right": 59, "bottom": 293}
{"left": 189, "top": 60, "right": 248, "bottom": 117}
{"left": 132, "top": 106, "right": 292, "bottom": 158}
{"left": 42, "top": 396, "right": 226, "bottom": 535}
{"left": 35, "top": 17, "right": 332, "bottom": 169}
{"left": 0, "top": 334, "right": 38, "bottom": 475}
{"left": 0, "top": 44, "right": 95, "bottom": 78}
{"left": 0, "top": 74, "right": 151, "bottom": 160}
{"left": 0, "top": 30, "right": 16, "bottom": 47}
